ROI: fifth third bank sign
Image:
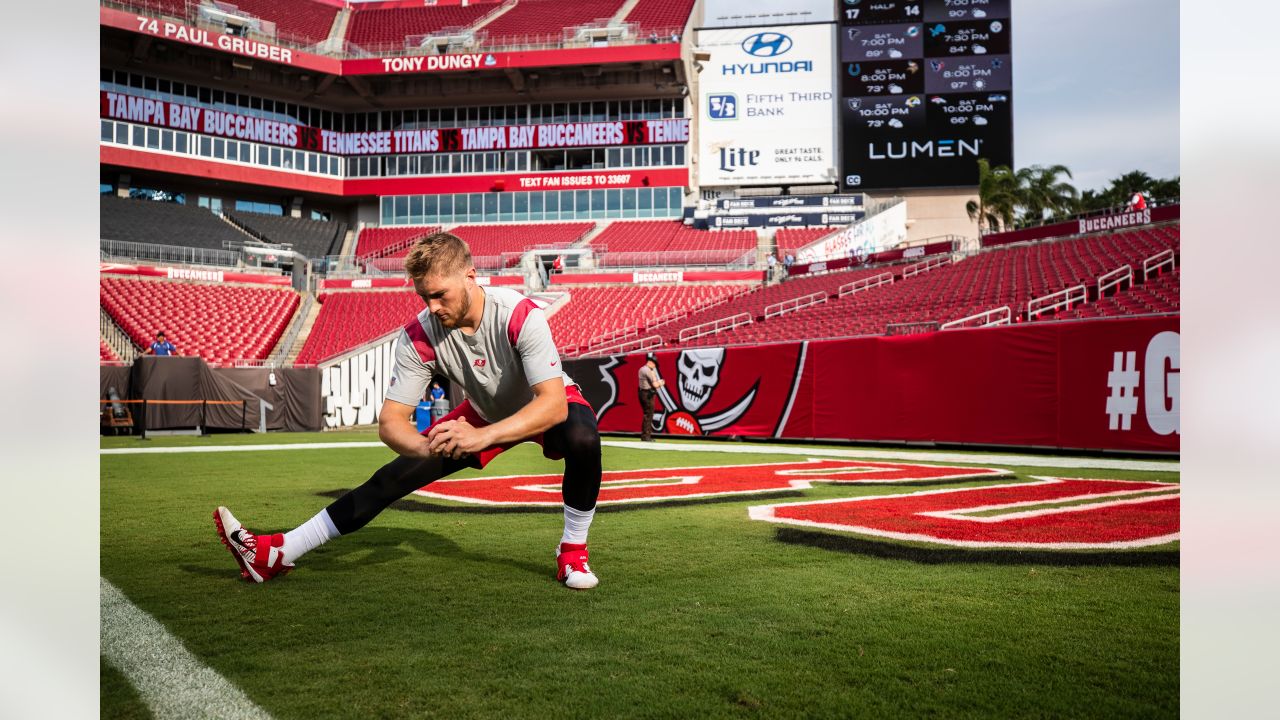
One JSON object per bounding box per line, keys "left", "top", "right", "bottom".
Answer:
{"left": 696, "top": 24, "right": 837, "bottom": 186}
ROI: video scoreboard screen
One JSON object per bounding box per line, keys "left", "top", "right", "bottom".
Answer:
{"left": 838, "top": 0, "right": 1012, "bottom": 190}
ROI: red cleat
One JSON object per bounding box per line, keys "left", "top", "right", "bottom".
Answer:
{"left": 556, "top": 543, "right": 599, "bottom": 590}
{"left": 213, "top": 506, "right": 292, "bottom": 583}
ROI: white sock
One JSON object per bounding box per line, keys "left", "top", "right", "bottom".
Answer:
{"left": 560, "top": 505, "right": 596, "bottom": 547}
{"left": 282, "top": 509, "right": 339, "bottom": 564}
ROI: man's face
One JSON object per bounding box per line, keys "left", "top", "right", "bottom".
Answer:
{"left": 414, "top": 269, "right": 472, "bottom": 328}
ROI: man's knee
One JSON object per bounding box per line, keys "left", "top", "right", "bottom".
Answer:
{"left": 563, "top": 422, "right": 601, "bottom": 460}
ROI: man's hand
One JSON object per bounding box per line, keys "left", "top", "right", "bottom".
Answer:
{"left": 426, "top": 417, "right": 491, "bottom": 459}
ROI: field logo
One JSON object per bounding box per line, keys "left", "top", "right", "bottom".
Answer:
{"left": 414, "top": 458, "right": 1012, "bottom": 506}
{"left": 749, "top": 478, "right": 1179, "bottom": 549}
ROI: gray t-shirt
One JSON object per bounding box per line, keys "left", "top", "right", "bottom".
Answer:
{"left": 386, "top": 286, "right": 575, "bottom": 423}
{"left": 638, "top": 365, "right": 660, "bottom": 390}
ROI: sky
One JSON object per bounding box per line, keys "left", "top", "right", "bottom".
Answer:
{"left": 1011, "top": 0, "right": 1179, "bottom": 191}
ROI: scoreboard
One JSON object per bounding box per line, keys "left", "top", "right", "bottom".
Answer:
{"left": 838, "top": 0, "right": 1012, "bottom": 190}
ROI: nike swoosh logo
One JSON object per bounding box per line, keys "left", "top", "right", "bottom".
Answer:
{"left": 550, "top": 361, "right": 558, "bottom": 366}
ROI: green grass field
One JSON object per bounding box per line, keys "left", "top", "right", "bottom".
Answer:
{"left": 101, "top": 433, "right": 1178, "bottom": 719}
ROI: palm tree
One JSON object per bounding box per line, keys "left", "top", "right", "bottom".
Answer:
{"left": 1016, "top": 164, "right": 1077, "bottom": 225}
{"left": 967, "top": 158, "right": 1020, "bottom": 234}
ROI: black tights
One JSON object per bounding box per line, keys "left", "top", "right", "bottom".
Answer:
{"left": 325, "top": 404, "right": 602, "bottom": 535}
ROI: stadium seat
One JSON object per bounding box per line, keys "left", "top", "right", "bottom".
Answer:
{"left": 294, "top": 291, "right": 426, "bottom": 365}
{"left": 101, "top": 196, "right": 251, "bottom": 252}
{"left": 624, "top": 0, "right": 697, "bottom": 37}
{"left": 669, "top": 223, "right": 1181, "bottom": 347}
{"left": 589, "top": 221, "right": 757, "bottom": 267}
{"left": 226, "top": 210, "right": 347, "bottom": 260}
{"left": 550, "top": 284, "right": 746, "bottom": 353}
{"left": 346, "top": 4, "right": 498, "bottom": 50}
{"left": 218, "top": 0, "right": 341, "bottom": 45}
{"left": 100, "top": 276, "right": 300, "bottom": 365}
{"left": 480, "top": 0, "right": 629, "bottom": 47}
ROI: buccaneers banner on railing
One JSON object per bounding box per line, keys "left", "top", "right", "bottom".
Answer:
{"left": 319, "top": 275, "right": 523, "bottom": 290}
{"left": 981, "top": 205, "right": 1180, "bottom": 247}
{"left": 565, "top": 316, "right": 1179, "bottom": 453}
{"left": 551, "top": 270, "right": 762, "bottom": 285}
{"left": 102, "top": 91, "right": 689, "bottom": 157}
{"left": 100, "top": 262, "right": 291, "bottom": 286}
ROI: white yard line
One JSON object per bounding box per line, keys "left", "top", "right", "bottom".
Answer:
{"left": 101, "top": 441, "right": 386, "bottom": 455}
{"left": 101, "top": 437, "right": 1177, "bottom": 472}
{"left": 101, "top": 578, "right": 273, "bottom": 720}
{"left": 600, "top": 440, "right": 1179, "bottom": 472}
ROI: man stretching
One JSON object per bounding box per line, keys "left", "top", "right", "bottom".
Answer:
{"left": 214, "top": 232, "right": 602, "bottom": 589}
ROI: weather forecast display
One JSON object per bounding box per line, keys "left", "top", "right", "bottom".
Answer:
{"left": 837, "top": 0, "right": 1013, "bottom": 190}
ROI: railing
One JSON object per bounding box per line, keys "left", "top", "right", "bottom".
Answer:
{"left": 101, "top": 238, "right": 241, "bottom": 268}
{"left": 594, "top": 249, "right": 756, "bottom": 270}
{"left": 581, "top": 334, "right": 663, "bottom": 358}
{"left": 941, "top": 306, "right": 1012, "bottom": 331}
{"left": 764, "top": 292, "right": 827, "bottom": 320}
{"left": 106, "top": 0, "right": 690, "bottom": 58}
{"left": 1097, "top": 264, "right": 1134, "bottom": 298}
{"left": 223, "top": 358, "right": 278, "bottom": 368}
{"left": 886, "top": 321, "right": 939, "bottom": 336}
{"left": 100, "top": 308, "right": 141, "bottom": 362}
{"left": 1143, "top": 249, "right": 1176, "bottom": 280}
{"left": 271, "top": 293, "right": 314, "bottom": 363}
{"left": 981, "top": 197, "right": 1181, "bottom": 236}
{"left": 583, "top": 325, "right": 638, "bottom": 352}
{"left": 104, "top": 0, "right": 332, "bottom": 53}
{"left": 838, "top": 272, "right": 894, "bottom": 298}
{"left": 1028, "top": 285, "right": 1087, "bottom": 320}
{"left": 346, "top": 22, "right": 686, "bottom": 58}
{"left": 678, "top": 312, "right": 752, "bottom": 343}
{"left": 903, "top": 255, "right": 951, "bottom": 279}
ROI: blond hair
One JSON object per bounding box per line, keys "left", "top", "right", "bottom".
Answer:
{"left": 403, "top": 231, "right": 473, "bottom": 279}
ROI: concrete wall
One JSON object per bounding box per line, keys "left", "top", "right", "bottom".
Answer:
{"left": 870, "top": 187, "right": 980, "bottom": 248}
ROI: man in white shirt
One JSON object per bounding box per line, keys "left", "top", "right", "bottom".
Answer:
{"left": 215, "top": 232, "right": 602, "bottom": 589}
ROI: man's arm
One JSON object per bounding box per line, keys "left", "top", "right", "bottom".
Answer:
{"left": 427, "top": 378, "right": 568, "bottom": 459}
{"left": 378, "top": 399, "right": 433, "bottom": 458}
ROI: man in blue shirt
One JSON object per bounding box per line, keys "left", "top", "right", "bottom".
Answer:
{"left": 145, "top": 331, "right": 178, "bottom": 356}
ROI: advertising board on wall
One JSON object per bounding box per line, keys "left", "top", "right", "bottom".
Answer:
{"left": 796, "top": 200, "right": 907, "bottom": 262}
{"left": 696, "top": 24, "right": 837, "bottom": 186}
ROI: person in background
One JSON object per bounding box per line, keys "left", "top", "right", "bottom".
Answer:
{"left": 430, "top": 382, "right": 446, "bottom": 403}
{"left": 144, "top": 331, "right": 178, "bottom": 356}
{"left": 637, "top": 354, "right": 665, "bottom": 442}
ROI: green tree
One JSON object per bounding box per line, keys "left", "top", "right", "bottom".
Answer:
{"left": 967, "top": 158, "right": 1020, "bottom": 234}
{"left": 1016, "top": 164, "right": 1078, "bottom": 225}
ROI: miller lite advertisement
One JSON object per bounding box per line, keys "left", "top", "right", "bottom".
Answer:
{"left": 695, "top": 24, "right": 838, "bottom": 186}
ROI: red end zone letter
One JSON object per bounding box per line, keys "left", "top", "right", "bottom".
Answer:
{"left": 748, "top": 478, "right": 1179, "bottom": 549}
{"left": 415, "top": 459, "right": 1012, "bottom": 506}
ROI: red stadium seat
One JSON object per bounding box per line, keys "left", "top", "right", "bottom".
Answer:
{"left": 100, "top": 276, "right": 300, "bottom": 365}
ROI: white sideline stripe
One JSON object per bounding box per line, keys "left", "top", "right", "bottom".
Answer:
{"left": 101, "top": 577, "right": 273, "bottom": 720}
{"left": 599, "top": 440, "right": 1179, "bottom": 472}
{"left": 99, "top": 439, "right": 1178, "bottom": 472}
{"left": 101, "top": 441, "right": 386, "bottom": 455}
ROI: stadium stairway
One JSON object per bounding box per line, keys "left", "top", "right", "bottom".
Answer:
{"left": 100, "top": 307, "right": 139, "bottom": 362}
{"left": 611, "top": 0, "right": 646, "bottom": 26}
{"left": 325, "top": 6, "right": 353, "bottom": 53}
{"left": 469, "top": 0, "right": 517, "bottom": 32}
{"left": 275, "top": 294, "right": 323, "bottom": 367}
